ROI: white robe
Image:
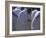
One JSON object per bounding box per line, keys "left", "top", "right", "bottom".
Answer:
{"left": 31, "top": 10, "right": 40, "bottom": 30}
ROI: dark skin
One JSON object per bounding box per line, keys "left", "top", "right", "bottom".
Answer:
{"left": 27, "top": 8, "right": 32, "bottom": 14}
{"left": 27, "top": 8, "right": 32, "bottom": 22}
{"left": 21, "top": 7, "right": 24, "bottom": 10}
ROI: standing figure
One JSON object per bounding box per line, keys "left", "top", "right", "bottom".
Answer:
{"left": 16, "top": 8, "right": 29, "bottom": 30}
{"left": 12, "top": 7, "right": 21, "bottom": 31}
{"left": 31, "top": 10, "right": 40, "bottom": 30}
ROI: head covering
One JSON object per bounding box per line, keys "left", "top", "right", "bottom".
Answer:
{"left": 12, "top": 7, "right": 21, "bottom": 16}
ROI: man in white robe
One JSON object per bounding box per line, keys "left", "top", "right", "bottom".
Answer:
{"left": 12, "top": 7, "right": 21, "bottom": 31}
{"left": 16, "top": 8, "right": 30, "bottom": 30}
{"left": 31, "top": 10, "right": 40, "bottom": 30}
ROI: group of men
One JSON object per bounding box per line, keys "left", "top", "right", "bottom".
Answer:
{"left": 12, "top": 7, "right": 40, "bottom": 31}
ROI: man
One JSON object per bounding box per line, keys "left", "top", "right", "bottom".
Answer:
{"left": 31, "top": 10, "right": 40, "bottom": 30}
{"left": 12, "top": 7, "right": 21, "bottom": 31}
{"left": 16, "top": 8, "right": 29, "bottom": 30}
{"left": 16, "top": 8, "right": 32, "bottom": 30}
